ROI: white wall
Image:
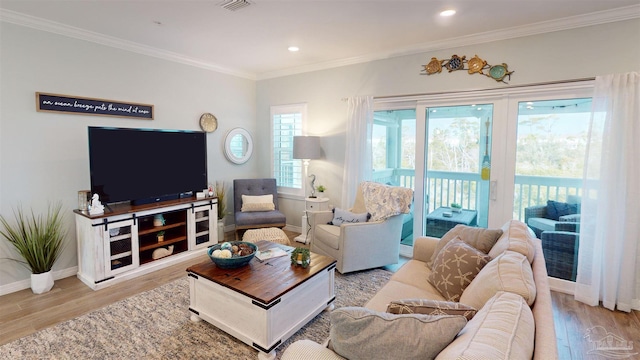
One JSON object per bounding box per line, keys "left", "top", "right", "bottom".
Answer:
{"left": 0, "top": 23, "right": 257, "bottom": 291}
{"left": 256, "top": 19, "right": 640, "bottom": 228}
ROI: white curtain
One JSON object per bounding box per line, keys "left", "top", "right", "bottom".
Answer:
{"left": 341, "top": 96, "right": 373, "bottom": 208}
{"left": 575, "top": 72, "right": 640, "bottom": 312}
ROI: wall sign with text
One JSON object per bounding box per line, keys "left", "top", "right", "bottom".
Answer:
{"left": 36, "top": 92, "right": 154, "bottom": 120}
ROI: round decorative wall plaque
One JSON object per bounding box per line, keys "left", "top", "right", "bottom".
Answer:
{"left": 199, "top": 113, "right": 218, "bottom": 133}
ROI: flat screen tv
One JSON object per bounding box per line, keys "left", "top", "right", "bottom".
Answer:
{"left": 88, "top": 126, "right": 207, "bottom": 206}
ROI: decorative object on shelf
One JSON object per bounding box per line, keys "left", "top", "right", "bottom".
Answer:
{"left": 293, "top": 136, "right": 321, "bottom": 197}
{"left": 481, "top": 119, "right": 491, "bottom": 180}
{"left": 224, "top": 128, "right": 254, "bottom": 164}
{"left": 316, "top": 184, "right": 326, "bottom": 193}
{"left": 199, "top": 113, "right": 218, "bottom": 133}
{"left": 156, "top": 231, "right": 165, "bottom": 242}
{"left": 290, "top": 247, "right": 311, "bottom": 268}
{"left": 153, "top": 214, "right": 166, "bottom": 227}
{"left": 450, "top": 203, "right": 462, "bottom": 213}
{"left": 0, "top": 202, "right": 66, "bottom": 294}
{"left": 77, "top": 190, "right": 91, "bottom": 212}
{"left": 207, "top": 241, "right": 257, "bottom": 269}
{"left": 152, "top": 245, "right": 174, "bottom": 260}
{"left": 421, "top": 54, "right": 514, "bottom": 83}
{"left": 36, "top": 92, "right": 154, "bottom": 120}
{"left": 88, "top": 193, "right": 105, "bottom": 215}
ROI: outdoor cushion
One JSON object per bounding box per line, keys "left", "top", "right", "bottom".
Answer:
{"left": 546, "top": 200, "right": 578, "bottom": 220}
{"left": 527, "top": 217, "right": 557, "bottom": 233}
{"left": 330, "top": 307, "right": 466, "bottom": 360}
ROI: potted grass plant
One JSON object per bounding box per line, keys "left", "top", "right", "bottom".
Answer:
{"left": 0, "top": 202, "right": 67, "bottom": 294}
{"left": 213, "top": 181, "right": 229, "bottom": 242}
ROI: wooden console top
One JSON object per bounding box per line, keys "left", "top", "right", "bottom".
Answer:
{"left": 73, "top": 196, "right": 217, "bottom": 220}
{"left": 187, "top": 240, "right": 336, "bottom": 305}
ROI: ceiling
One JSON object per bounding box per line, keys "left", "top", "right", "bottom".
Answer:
{"left": 1, "top": 1, "right": 639, "bottom": 80}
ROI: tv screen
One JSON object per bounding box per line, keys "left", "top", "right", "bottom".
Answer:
{"left": 88, "top": 127, "right": 208, "bottom": 205}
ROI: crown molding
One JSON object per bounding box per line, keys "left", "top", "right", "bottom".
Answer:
{"left": 2, "top": 5, "right": 638, "bottom": 82}
{"left": 257, "top": 4, "right": 640, "bottom": 80}
{"left": 0, "top": 9, "right": 257, "bottom": 80}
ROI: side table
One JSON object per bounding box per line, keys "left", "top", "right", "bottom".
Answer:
{"left": 294, "top": 197, "right": 329, "bottom": 244}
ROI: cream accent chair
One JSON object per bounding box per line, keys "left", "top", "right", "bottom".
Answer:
{"left": 308, "top": 184, "right": 404, "bottom": 274}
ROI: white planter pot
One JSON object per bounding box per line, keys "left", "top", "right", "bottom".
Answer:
{"left": 31, "top": 271, "right": 54, "bottom": 294}
{"left": 217, "top": 219, "right": 225, "bottom": 243}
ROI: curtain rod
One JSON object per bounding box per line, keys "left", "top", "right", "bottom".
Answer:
{"left": 341, "top": 77, "right": 595, "bottom": 101}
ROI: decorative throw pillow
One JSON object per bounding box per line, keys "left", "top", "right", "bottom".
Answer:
{"left": 546, "top": 200, "right": 578, "bottom": 220}
{"left": 459, "top": 250, "right": 536, "bottom": 310}
{"left": 241, "top": 194, "right": 275, "bottom": 212}
{"left": 330, "top": 208, "right": 369, "bottom": 225}
{"left": 428, "top": 237, "right": 492, "bottom": 302}
{"left": 330, "top": 307, "right": 466, "bottom": 360}
{"left": 438, "top": 291, "right": 535, "bottom": 360}
{"left": 387, "top": 299, "right": 477, "bottom": 320}
{"left": 428, "top": 225, "right": 502, "bottom": 268}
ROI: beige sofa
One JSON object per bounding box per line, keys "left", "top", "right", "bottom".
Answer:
{"left": 281, "top": 220, "right": 558, "bottom": 360}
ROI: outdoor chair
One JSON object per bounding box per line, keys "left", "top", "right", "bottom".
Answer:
{"left": 540, "top": 230, "right": 580, "bottom": 281}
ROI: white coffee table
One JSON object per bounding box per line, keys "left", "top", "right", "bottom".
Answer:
{"left": 187, "top": 240, "right": 336, "bottom": 359}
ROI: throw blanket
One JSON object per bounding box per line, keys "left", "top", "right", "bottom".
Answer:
{"left": 361, "top": 181, "right": 413, "bottom": 221}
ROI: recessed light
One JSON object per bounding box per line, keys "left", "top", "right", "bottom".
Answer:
{"left": 440, "top": 9, "right": 456, "bottom": 17}
{"left": 288, "top": 46, "right": 299, "bottom": 52}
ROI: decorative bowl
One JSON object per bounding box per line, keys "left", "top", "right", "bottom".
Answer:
{"left": 207, "top": 241, "right": 257, "bottom": 269}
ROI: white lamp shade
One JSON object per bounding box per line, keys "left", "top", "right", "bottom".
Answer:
{"left": 293, "top": 136, "right": 321, "bottom": 160}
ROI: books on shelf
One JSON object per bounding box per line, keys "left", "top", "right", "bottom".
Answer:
{"left": 256, "top": 248, "right": 288, "bottom": 261}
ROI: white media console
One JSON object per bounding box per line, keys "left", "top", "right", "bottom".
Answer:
{"left": 74, "top": 197, "right": 218, "bottom": 290}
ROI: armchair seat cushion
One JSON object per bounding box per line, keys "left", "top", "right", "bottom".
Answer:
{"left": 234, "top": 210, "right": 285, "bottom": 227}
{"left": 315, "top": 224, "right": 341, "bottom": 250}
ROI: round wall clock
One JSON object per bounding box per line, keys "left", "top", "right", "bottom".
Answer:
{"left": 200, "top": 113, "right": 218, "bottom": 133}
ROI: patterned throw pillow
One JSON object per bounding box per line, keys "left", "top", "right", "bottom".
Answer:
{"left": 387, "top": 299, "right": 477, "bottom": 320}
{"left": 428, "top": 237, "right": 492, "bottom": 302}
{"left": 428, "top": 225, "right": 502, "bottom": 269}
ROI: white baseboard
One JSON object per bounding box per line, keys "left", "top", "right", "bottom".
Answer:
{"left": 0, "top": 266, "right": 78, "bottom": 296}
{"left": 284, "top": 225, "right": 302, "bottom": 233}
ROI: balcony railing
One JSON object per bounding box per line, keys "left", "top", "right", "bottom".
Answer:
{"left": 372, "top": 169, "right": 583, "bottom": 222}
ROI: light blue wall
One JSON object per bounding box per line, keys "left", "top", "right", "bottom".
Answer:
{"left": 0, "top": 23, "right": 256, "bottom": 290}
{"left": 256, "top": 19, "right": 640, "bottom": 226}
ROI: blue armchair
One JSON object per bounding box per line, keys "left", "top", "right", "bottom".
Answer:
{"left": 233, "top": 178, "right": 286, "bottom": 240}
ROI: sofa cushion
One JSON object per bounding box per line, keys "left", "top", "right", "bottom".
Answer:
{"left": 460, "top": 250, "right": 536, "bottom": 310}
{"left": 436, "top": 291, "right": 535, "bottom": 360}
{"left": 329, "top": 207, "right": 369, "bottom": 225}
{"left": 314, "top": 224, "right": 341, "bottom": 250}
{"left": 546, "top": 200, "right": 579, "bottom": 220}
{"left": 428, "top": 237, "right": 492, "bottom": 301}
{"left": 488, "top": 219, "right": 536, "bottom": 263}
{"left": 387, "top": 299, "right": 477, "bottom": 320}
{"left": 428, "top": 225, "right": 502, "bottom": 268}
{"left": 330, "top": 307, "right": 466, "bottom": 360}
{"left": 241, "top": 194, "right": 275, "bottom": 212}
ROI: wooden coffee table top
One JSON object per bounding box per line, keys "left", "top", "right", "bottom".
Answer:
{"left": 187, "top": 240, "right": 336, "bottom": 305}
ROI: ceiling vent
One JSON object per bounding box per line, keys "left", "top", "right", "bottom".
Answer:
{"left": 220, "top": 0, "right": 252, "bottom": 11}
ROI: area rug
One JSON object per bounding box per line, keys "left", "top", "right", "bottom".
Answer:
{"left": 0, "top": 268, "right": 392, "bottom": 359}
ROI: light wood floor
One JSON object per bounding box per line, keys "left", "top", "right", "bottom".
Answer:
{"left": 2, "top": 230, "right": 639, "bottom": 359}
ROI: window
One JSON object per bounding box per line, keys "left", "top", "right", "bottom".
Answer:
{"left": 271, "top": 104, "right": 307, "bottom": 195}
